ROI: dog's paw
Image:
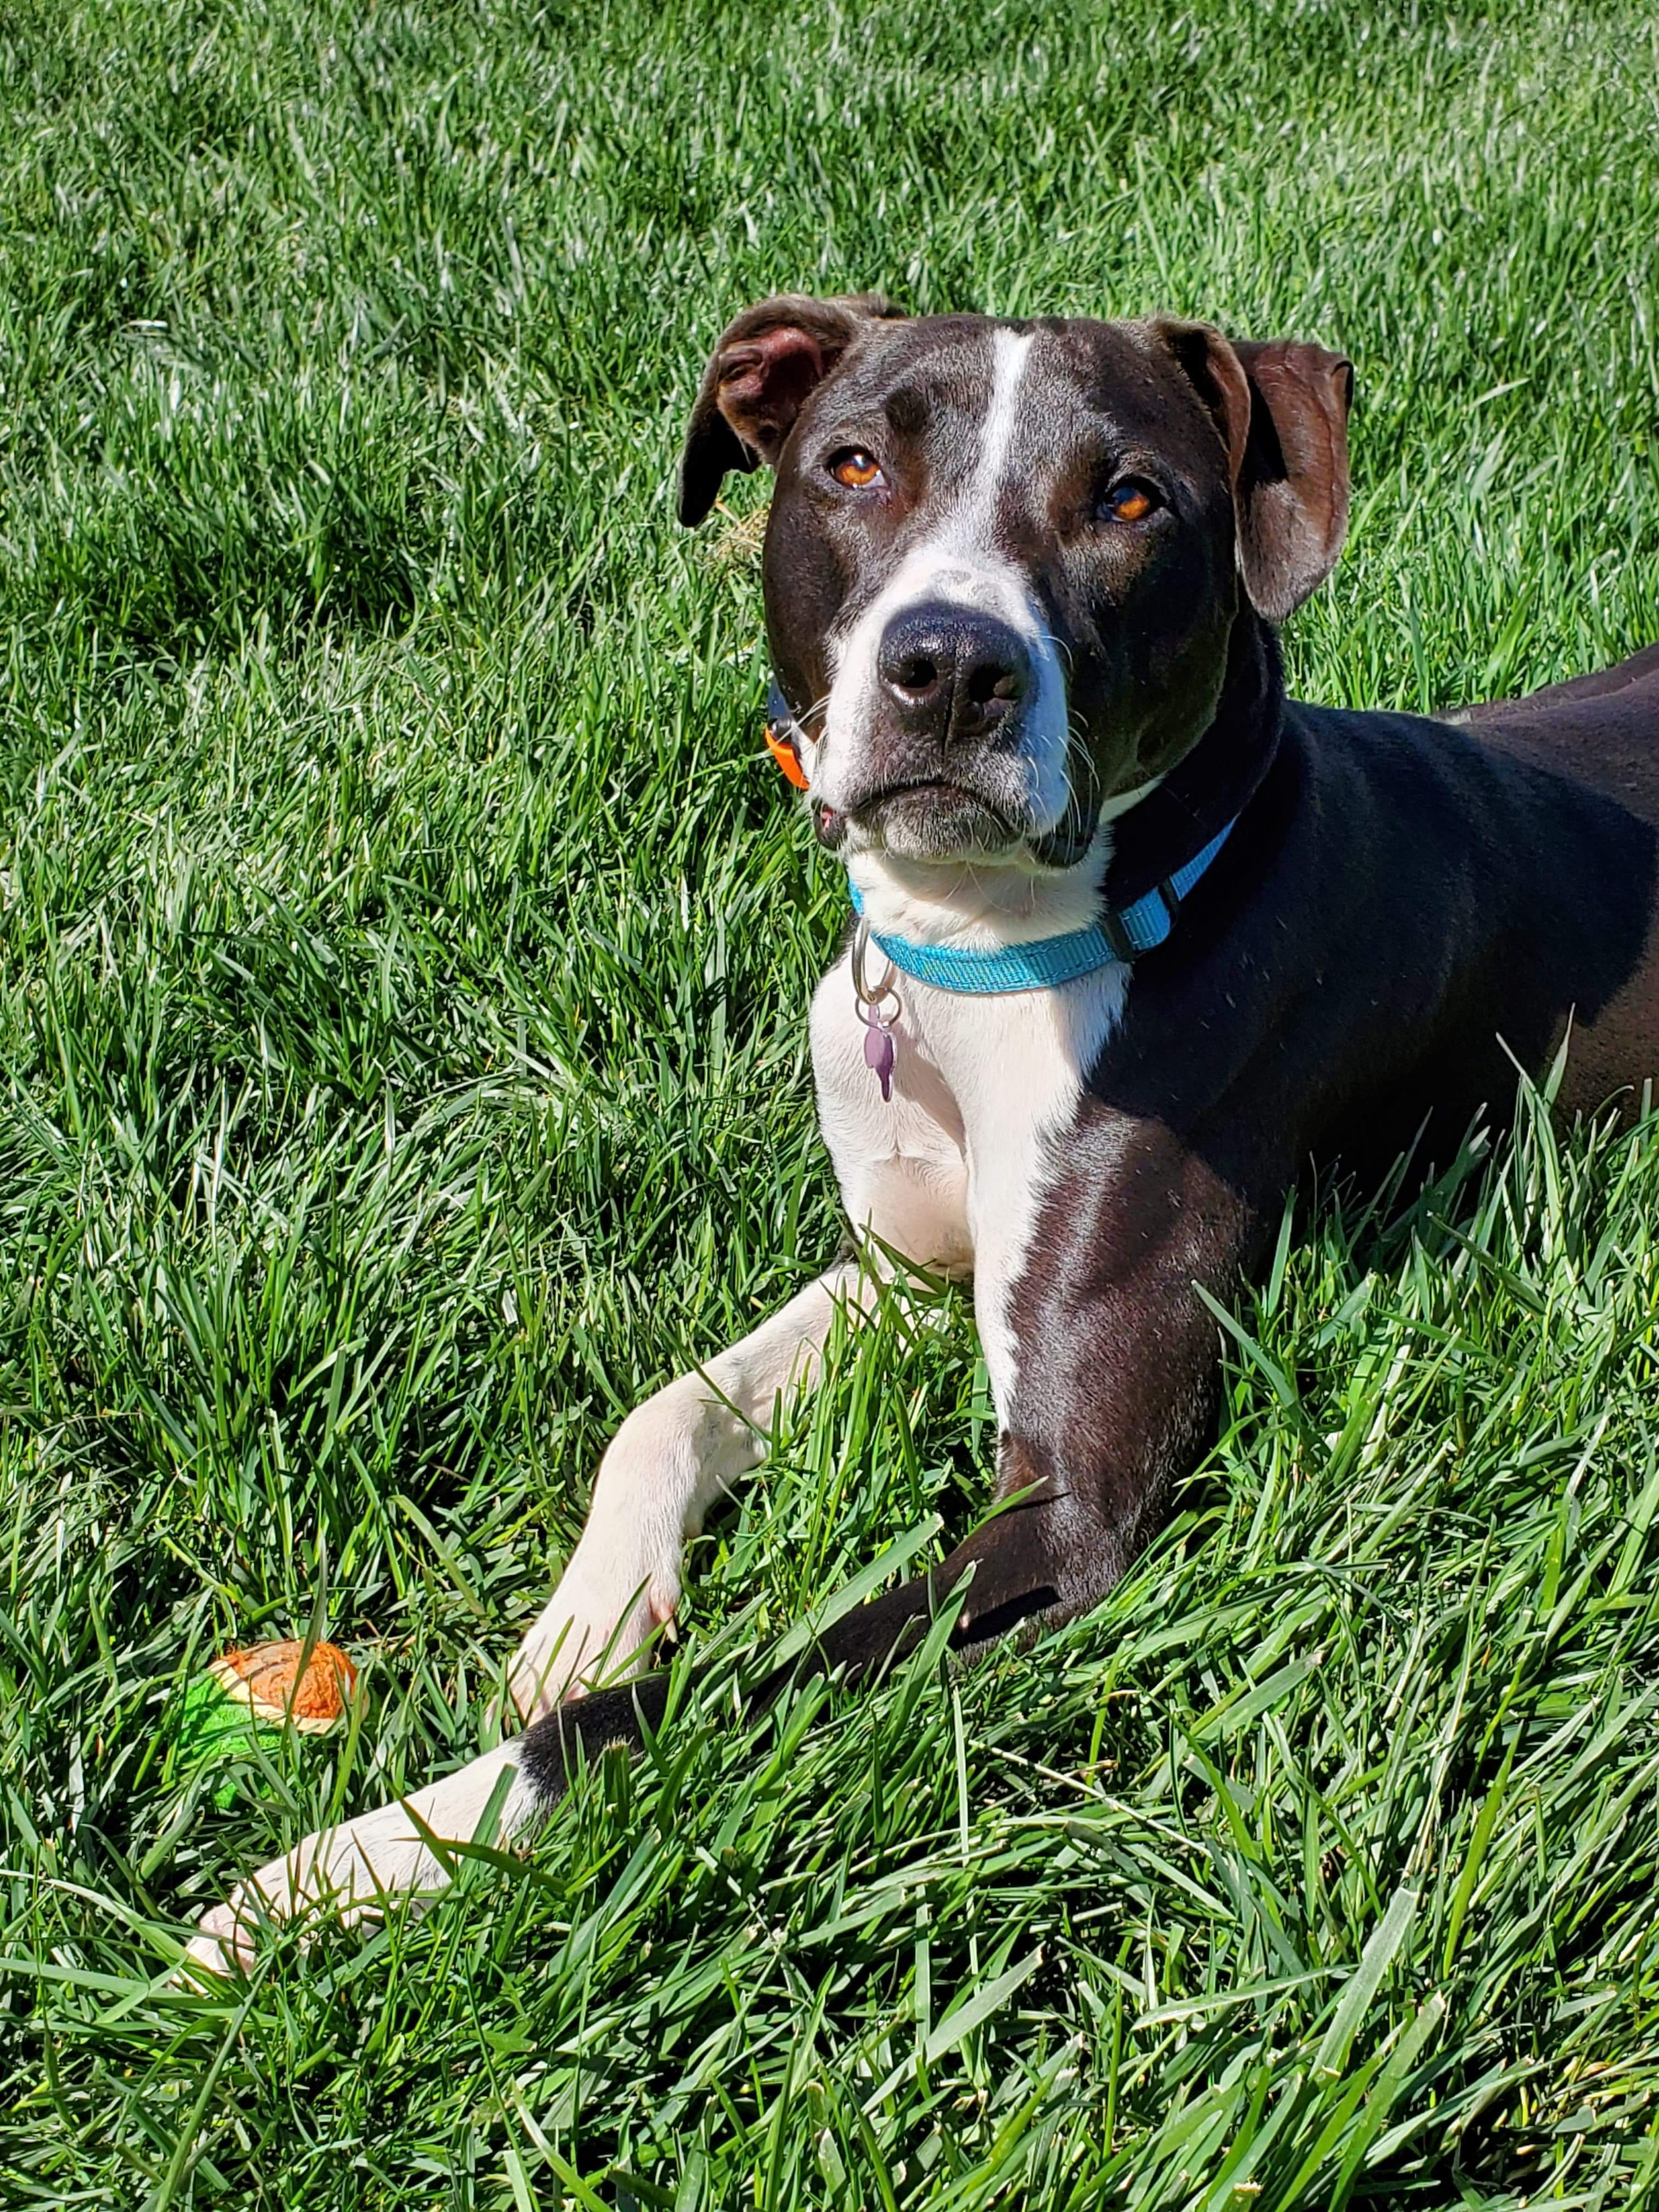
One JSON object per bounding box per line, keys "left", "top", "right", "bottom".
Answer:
{"left": 172, "top": 1869, "right": 308, "bottom": 1988}
{"left": 172, "top": 1837, "right": 371, "bottom": 1987}
{"left": 177, "top": 1900, "right": 257, "bottom": 1983}
{"left": 506, "top": 1541, "right": 678, "bottom": 1722}
{"left": 173, "top": 1743, "right": 531, "bottom": 1983}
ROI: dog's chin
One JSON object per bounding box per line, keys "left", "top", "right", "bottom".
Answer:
{"left": 832, "top": 784, "right": 1028, "bottom": 861}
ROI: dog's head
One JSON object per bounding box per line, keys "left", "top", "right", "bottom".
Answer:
{"left": 680, "top": 296, "right": 1352, "bottom": 869}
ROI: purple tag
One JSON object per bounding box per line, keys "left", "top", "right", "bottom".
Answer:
{"left": 862, "top": 1019, "right": 896, "bottom": 1102}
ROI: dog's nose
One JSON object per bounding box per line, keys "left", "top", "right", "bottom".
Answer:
{"left": 877, "top": 606, "right": 1031, "bottom": 744}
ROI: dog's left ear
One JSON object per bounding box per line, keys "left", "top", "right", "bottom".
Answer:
{"left": 1158, "top": 320, "right": 1355, "bottom": 621}
{"left": 678, "top": 291, "right": 905, "bottom": 527}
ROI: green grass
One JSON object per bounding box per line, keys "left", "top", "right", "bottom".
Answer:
{"left": 2, "top": 0, "right": 1658, "bottom": 2202}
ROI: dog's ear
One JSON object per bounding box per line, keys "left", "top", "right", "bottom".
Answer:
{"left": 1158, "top": 320, "right": 1355, "bottom": 621}
{"left": 678, "top": 292, "right": 905, "bottom": 527}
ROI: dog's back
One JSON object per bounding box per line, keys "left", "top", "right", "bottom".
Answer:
{"left": 1459, "top": 641, "right": 1659, "bottom": 809}
{"left": 1456, "top": 645, "right": 1659, "bottom": 1116}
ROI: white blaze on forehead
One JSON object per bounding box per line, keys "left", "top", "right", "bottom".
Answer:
{"left": 817, "top": 323, "right": 1073, "bottom": 839}
{"left": 970, "top": 326, "right": 1037, "bottom": 522}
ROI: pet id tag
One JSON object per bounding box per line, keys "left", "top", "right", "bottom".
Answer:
{"left": 851, "top": 920, "right": 902, "bottom": 1103}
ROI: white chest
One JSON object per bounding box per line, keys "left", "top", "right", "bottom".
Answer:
{"left": 902, "top": 971, "right": 1126, "bottom": 1400}
{"left": 811, "top": 944, "right": 1128, "bottom": 1415}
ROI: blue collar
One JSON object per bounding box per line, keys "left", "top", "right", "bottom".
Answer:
{"left": 847, "top": 816, "right": 1237, "bottom": 994}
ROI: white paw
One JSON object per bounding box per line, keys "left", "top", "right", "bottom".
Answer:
{"left": 174, "top": 1832, "right": 388, "bottom": 1984}
{"left": 174, "top": 1744, "right": 530, "bottom": 1981}
{"left": 506, "top": 1540, "right": 678, "bottom": 1721}
{"left": 178, "top": 1900, "right": 256, "bottom": 1982}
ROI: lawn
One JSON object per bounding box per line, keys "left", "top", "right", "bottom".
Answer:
{"left": 3, "top": 0, "right": 1659, "bottom": 2202}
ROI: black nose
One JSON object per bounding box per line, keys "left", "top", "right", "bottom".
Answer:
{"left": 876, "top": 605, "right": 1031, "bottom": 744}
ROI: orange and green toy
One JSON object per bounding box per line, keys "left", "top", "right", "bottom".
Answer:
{"left": 172, "top": 1639, "right": 357, "bottom": 1809}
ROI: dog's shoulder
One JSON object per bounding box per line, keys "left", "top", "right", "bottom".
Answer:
{"left": 1081, "top": 690, "right": 1657, "bottom": 1192}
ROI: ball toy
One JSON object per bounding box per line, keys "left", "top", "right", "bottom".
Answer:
{"left": 172, "top": 1639, "right": 357, "bottom": 1809}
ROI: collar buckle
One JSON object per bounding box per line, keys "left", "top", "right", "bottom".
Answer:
{"left": 1099, "top": 909, "right": 1136, "bottom": 964}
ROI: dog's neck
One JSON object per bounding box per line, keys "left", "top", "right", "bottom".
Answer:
{"left": 844, "top": 614, "right": 1285, "bottom": 953}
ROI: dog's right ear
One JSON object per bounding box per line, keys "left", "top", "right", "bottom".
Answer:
{"left": 678, "top": 292, "right": 905, "bottom": 526}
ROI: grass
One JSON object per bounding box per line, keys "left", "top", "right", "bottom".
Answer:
{"left": 2, "top": 0, "right": 1658, "bottom": 2202}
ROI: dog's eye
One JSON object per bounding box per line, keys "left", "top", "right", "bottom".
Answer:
{"left": 829, "top": 448, "right": 884, "bottom": 489}
{"left": 1100, "top": 479, "right": 1159, "bottom": 524}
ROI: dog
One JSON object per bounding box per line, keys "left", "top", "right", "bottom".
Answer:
{"left": 183, "top": 296, "right": 1659, "bottom": 1975}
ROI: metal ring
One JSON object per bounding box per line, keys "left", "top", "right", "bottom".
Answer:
{"left": 851, "top": 919, "right": 902, "bottom": 1025}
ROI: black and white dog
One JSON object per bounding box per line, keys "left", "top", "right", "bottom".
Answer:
{"left": 186, "top": 296, "right": 1659, "bottom": 1973}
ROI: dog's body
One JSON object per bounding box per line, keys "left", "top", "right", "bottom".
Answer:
{"left": 185, "top": 304, "right": 1659, "bottom": 1974}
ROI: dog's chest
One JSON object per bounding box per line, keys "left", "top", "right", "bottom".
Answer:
{"left": 904, "top": 974, "right": 1124, "bottom": 1211}
{"left": 813, "top": 952, "right": 1130, "bottom": 1405}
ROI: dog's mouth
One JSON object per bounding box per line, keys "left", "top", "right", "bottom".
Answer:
{"left": 820, "top": 778, "right": 1026, "bottom": 857}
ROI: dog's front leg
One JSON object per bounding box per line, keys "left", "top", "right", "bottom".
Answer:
{"left": 763, "top": 1129, "right": 1259, "bottom": 1687}
{"left": 506, "top": 959, "right": 972, "bottom": 1718}
{"left": 183, "top": 964, "right": 970, "bottom": 1974}
{"left": 178, "top": 1260, "right": 889, "bottom": 1978}
{"left": 182, "top": 1252, "right": 923, "bottom": 1979}
{"left": 506, "top": 1259, "right": 885, "bottom": 1717}
{"left": 180, "top": 1743, "right": 535, "bottom": 1978}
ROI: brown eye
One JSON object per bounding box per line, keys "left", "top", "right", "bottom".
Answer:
{"left": 1102, "top": 479, "right": 1159, "bottom": 524}
{"left": 829, "top": 448, "right": 884, "bottom": 489}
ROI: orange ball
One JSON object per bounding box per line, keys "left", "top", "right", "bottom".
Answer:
{"left": 205, "top": 1639, "right": 358, "bottom": 1734}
